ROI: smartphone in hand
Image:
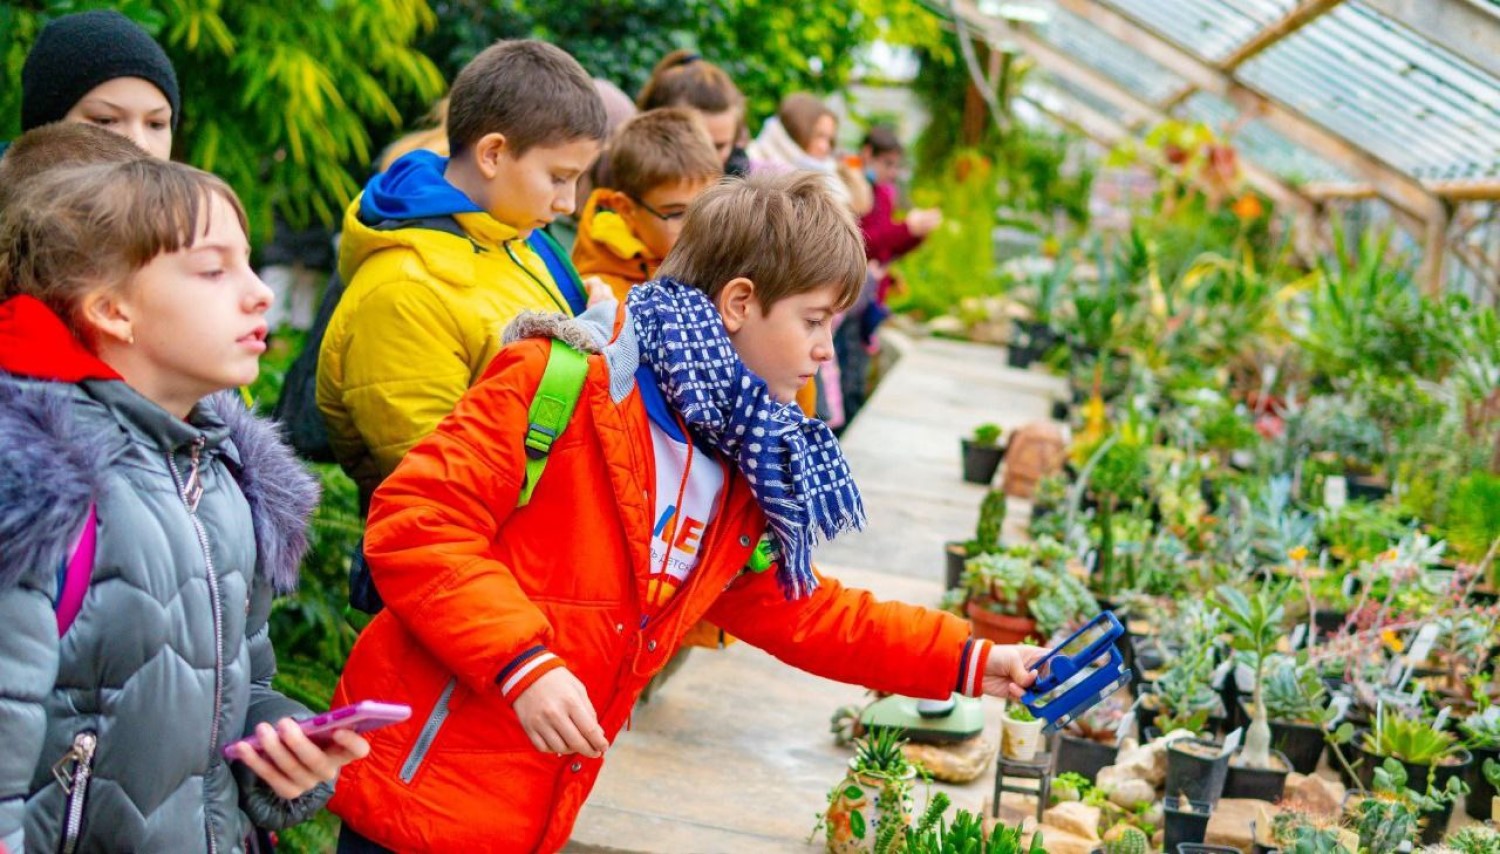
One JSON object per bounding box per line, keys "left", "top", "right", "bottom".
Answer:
{"left": 223, "top": 701, "right": 411, "bottom": 759}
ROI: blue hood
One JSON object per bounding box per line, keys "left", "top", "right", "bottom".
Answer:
{"left": 359, "top": 150, "right": 482, "bottom": 223}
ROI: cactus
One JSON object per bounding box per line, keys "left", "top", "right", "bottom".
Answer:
{"left": 1102, "top": 824, "right": 1149, "bottom": 854}
{"left": 973, "top": 489, "right": 1007, "bottom": 554}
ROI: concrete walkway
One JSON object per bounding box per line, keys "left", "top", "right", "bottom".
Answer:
{"left": 567, "top": 336, "right": 1069, "bottom": 852}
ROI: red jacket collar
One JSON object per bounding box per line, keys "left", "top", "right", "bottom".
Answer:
{"left": 0, "top": 295, "right": 122, "bottom": 381}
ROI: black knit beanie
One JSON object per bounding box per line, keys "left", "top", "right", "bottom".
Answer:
{"left": 21, "top": 10, "right": 181, "bottom": 132}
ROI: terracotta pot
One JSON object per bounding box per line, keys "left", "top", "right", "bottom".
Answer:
{"left": 824, "top": 763, "right": 916, "bottom": 853}
{"left": 965, "top": 600, "right": 1037, "bottom": 644}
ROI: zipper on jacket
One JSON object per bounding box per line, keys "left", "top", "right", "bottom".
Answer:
{"left": 52, "top": 730, "right": 97, "bottom": 854}
{"left": 502, "top": 241, "right": 571, "bottom": 315}
{"left": 168, "top": 436, "right": 223, "bottom": 854}
{"left": 399, "top": 678, "right": 457, "bottom": 783}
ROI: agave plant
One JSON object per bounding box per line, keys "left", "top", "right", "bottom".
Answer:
{"left": 1362, "top": 710, "right": 1462, "bottom": 767}
{"left": 853, "top": 727, "right": 911, "bottom": 779}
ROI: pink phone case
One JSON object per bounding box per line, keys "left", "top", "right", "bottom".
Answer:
{"left": 222, "top": 701, "right": 412, "bottom": 759}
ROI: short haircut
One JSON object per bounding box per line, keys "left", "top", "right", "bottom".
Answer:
{"left": 0, "top": 159, "right": 247, "bottom": 341}
{"left": 606, "top": 108, "right": 722, "bottom": 201}
{"left": 658, "top": 171, "right": 864, "bottom": 312}
{"left": 862, "top": 126, "right": 902, "bottom": 158}
{"left": 777, "top": 93, "right": 836, "bottom": 152}
{"left": 0, "top": 121, "right": 146, "bottom": 210}
{"left": 637, "top": 50, "right": 744, "bottom": 116}
{"left": 446, "top": 40, "right": 608, "bottom": 156}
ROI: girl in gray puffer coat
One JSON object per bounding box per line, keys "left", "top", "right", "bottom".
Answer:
{"left": 0, "top": 158, "right": 370, "bottom": 853}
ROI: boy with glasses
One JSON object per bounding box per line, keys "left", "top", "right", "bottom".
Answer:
{"left": 572, "top": 107, "right": 722, "bottom": 301}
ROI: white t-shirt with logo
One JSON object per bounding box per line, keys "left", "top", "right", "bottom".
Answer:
{"left": 645, "top": 421, "right": 725, "bottom": 612}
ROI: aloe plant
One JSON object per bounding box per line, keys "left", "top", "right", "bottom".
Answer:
{"left": 1362, "top": 710, "right": 1461, "bottom": 767}
{"left": 853, "top": 727, "right": 911, "bottom": 778}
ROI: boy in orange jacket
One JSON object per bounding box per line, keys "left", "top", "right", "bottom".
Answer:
{"left": 571, "top": 107, "right": 722, "bottom": 301}
{"left": 329, "top": 171, "right": 1045, "bottom": 852}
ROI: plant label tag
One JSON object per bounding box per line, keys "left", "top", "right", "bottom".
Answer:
{"left": 1433, "top": 706, "right": 1452, "bottom": 732}
{"left": 1340, "top": 572, "right": 1357, "bottom": 598}
{"left": 1324, "top": 476, "right": 1347, "bottom": 510}
{"left": 1289, "top": 624, "right": 1308, "bottom": 650}
{"left": 1404, "top": 624, "right": 1440, "bottom": 667}
{"left": 1221, "top": 727, "right": 1243, "bottom": 757}
{"left": 1327, "top": 694, "right": 1351, "bottom": 725}
{"left": 1211, "top": 659, "right": 1232, "bottom": 690}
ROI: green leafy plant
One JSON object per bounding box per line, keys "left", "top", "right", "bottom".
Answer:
{"left": 970, "top": 423, "right": 1003, "bottom": 448}
{"left": 1217, "top": 582, "right": 1287, "bottom": 769}
{"left": 1150, "top": 604, "right": 1224, "bottom": 734}
{"left": 1362, "top": 710, "right": 1462, "bottom": 767}
{"left": 1006, "top": 703, "right": 1035, "bottom": 723}
{"left": 1461, "top": 705, "right": 1500, "bottom": 751}
{"left": 1262, "top": 656, "right": 1334, "bottom": 726}
{"left": 1484, "top": 757, "right": 1500, "bottom": 789}
{"left": 961, "top": 539, "right": 1097, "bottom": 637}
{"left": 1050, "top": 771, "right": 1093, "bottom": 804}
{"left": 1447, "top": 472, "right": 1500, "bottom": 571}
{"left": 853, "top": 726, "right": 911, "bottom": 778}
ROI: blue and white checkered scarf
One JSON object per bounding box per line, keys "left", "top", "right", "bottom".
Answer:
{"left": 609, "top": 279, "right": 865, "bottom": 599}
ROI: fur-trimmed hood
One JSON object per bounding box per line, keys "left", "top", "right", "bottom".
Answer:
{"left": 0, "top": 378, "right": 318, "bottom": 595}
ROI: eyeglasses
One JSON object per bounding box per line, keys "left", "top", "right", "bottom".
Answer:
{"left": 629, "top": 196, "right": 689, "bottom": 223}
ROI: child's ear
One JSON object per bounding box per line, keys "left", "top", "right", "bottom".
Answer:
{"left": 79, "top": 287, "right": 134, "bottom": 346}
{"left": 472, "top": 132, "right": 510, "bottom": 179}
{"left": 716, "top": 277, "right": 756, "bottom": 333}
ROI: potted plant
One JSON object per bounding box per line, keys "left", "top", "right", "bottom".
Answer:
{"left": 1141, "top": 605, "right": 1225, "bottom": 737}
{"left": 962, "top": 423, "right": 1006, "bottom": 484}
{"left": 1259, "top": 656, "right": 1335, "bottom": 775}
{"left": 1218, "top": 584, "right": 1294, "bottom": 801}
{"left": 1162, "top": 793, "right": 1212, "bottom": 853}
{"left": 1459, "top": 704, "right": 1500, "bottom": 820}
{"left": 896, "top": 792, "right": 1045, "bottom": 853}
{"left": 1001, "top": 702, "right": 1045, "bottom": 762}
{"left": 961, "top": 539, "right": 1096, "bottom": 645}
{"left": 822, "top": 727, "right": 917, "bottom": 853}
{"left": 1165, "top": 738, "right": 1232, "bottom": 809}
{"left": 1348, "top": 757, "right": 1461, "bottom": 850}
{"left": 1356, "top": 711, "right": 1471, "bottom": 846}
{"left": 945, "top": 488, "right": 1006, "bottom": 589}
{"left": 1055, "top": 694, "right": 1127, "bottom": 781}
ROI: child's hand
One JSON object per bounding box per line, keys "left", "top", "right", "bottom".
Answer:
{"left": 583, "top": 276, "right": 615, "bottom": 307}
{"left": 513, "top": 668, "right": 610, "bottom": 758}
{"left": 232, "top": 718, "right": 370, "bottom": 799}
{"left": 907, "top": 208, "right": 943, "bottom": 237}
{"left": 981, "top": 644, "right": 1049, "bottom": 699}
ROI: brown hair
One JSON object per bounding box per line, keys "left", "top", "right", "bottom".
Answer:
{"left": 778, "top": 93, "right": 836, "bottom": 153}
{"left": 862, "top": 125, "right": 902, "bottom": 158}
{"left": 0, "top": 122, "right": 147, "bottom": 210}
{"left": 637, "top": 50, "right": 744, "bottom": 116}
{"left": 658, "top": 171, "right": 864, "bottom": 312}
{"left": 0, "top": 159, "right": 247, "bottom": 339}
{"left": 606, "top": 108, "right": 722, "bottom": 201}
{"left": 447, "top": 40, "right": 607, "bottom": 156}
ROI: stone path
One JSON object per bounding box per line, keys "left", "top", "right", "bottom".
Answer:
{"left": 567, "top": 335, "right": 1069, "bottom": 852}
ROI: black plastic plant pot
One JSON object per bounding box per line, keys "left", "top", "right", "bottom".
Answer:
{"left": 943, "top": 542, "right": 968, "bottom": 591}
{"left": 1054, "top": 733, "right": 1118, "bottom": 782}
{"left": 960, "top": 439, "right": 1004, "bottom": 484}
{"left": 1163, "top": 799, "right": 1212, "bottom": 852}
{"left": 1346, "top": 475, "right": 1390, "bottom": 502}
{"left": 1179, "top": 846, "right": 1242, "bottom": 854}
{"left": 1463, "top": 744, "right": 1500, "bottom": 820}
{"left": 1006, "top": 344, "right": 1039, "bottom": 369}
{"left": 1312, "top": 608, "right": 1347, "bottom": 637}
{"left": 1166, "top": 739, "right": 1231, "bottom": 807}
{"left": 1223, "top": 748, "right": 1292, "bottom": 802}
{"left": 1269, "top": 719, "right": 1327, "bottom": 775}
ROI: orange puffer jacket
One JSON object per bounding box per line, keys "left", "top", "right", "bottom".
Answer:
{"left": 329, "top": 337, "right": 983, "bottom": 852}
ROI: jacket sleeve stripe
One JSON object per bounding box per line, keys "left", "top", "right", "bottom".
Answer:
{"left": 496, "top": 645, "right": 547, "bottom": 687}
{"left": 499, "top": 651, "right": 562, "bottom": 699}
{"left": 958, "top": 639, "right": 992, "bottom": 697}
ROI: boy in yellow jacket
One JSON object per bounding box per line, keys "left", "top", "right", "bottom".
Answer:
{"left": 571, "top": 107, "right": 722, "bottom": 301}
{"left": 318, "top": 40, "right": 607, "bottom": 507}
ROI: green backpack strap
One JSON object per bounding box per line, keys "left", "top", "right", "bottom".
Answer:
{"left": 519, "top": 340, "right": 589, "bottom": 506}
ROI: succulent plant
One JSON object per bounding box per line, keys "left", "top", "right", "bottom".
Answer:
{"left": 1101, "top": 823, "right": 1149, "bottom": 854}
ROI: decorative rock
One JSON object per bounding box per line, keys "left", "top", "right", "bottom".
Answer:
{"left": 1026, "top": 825, "right": 1097, "bottom": 854}
{"left": 1097, "top": 730, "right": 1191, "bottom": 791}
{"left": 1108, "top": 778, "right": 1156, "bottom": 808}
{"left": 901, "top": 736, "right": 995, "bottom": 784}
{"left": 1042, "top": 801, "right": 1102, "bottom": 842}
{"left": 1000, "top": 422, "right": 1066, "bottom": 499}
{"left": 1204, "top": 798, "right": 1265, "bottom": 851}
{"left": 1284, "top": 772, "right": 1344, "bottom": 816}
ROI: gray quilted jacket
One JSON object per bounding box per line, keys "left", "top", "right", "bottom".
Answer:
{"left": 0, "top": 377, "right": 328, "bottom": 853}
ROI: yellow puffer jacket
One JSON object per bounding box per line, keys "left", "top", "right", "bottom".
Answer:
{"left": 317, "top": 199, "right": 577, "bottom": 504}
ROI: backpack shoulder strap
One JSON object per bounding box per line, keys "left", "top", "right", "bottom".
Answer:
{"left": 55, "top": 503, "right": 97, "bottom": 636}
{"left": 519, "top": 340, "right": 589, "bottom": 506}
